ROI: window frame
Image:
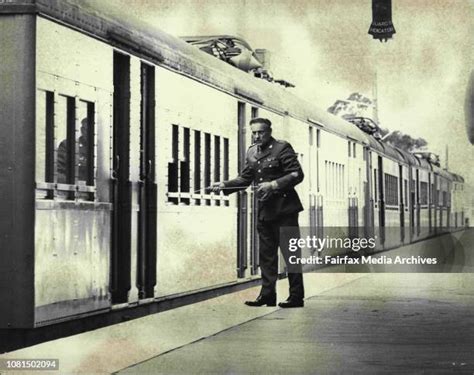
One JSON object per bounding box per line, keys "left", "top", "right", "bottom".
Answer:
{"left": 35, "top": 89, "right": 97, "bottom": 201}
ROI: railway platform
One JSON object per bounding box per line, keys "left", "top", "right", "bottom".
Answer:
{"left": 1, "top": 229, "right": 473, "bottom": 374}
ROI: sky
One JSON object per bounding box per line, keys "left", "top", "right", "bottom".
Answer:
{"left": 89, "top": 0, "right": 473, "bottom": 183}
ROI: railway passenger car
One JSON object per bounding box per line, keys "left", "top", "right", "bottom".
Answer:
{"left": 0, "top": 0, "right": 469, "bottom": 331}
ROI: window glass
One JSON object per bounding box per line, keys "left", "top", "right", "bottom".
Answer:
{"left": 181, "top": 127, "right": 190, "bottom": 205}
{"left": 194, "top": 130, "right": 202, "bottom": 204}
{"left": 56, "top": 95, "right": 72, "bottom": 185}
{"left": 167, "top": 125, "right": 229, "bottom": 206}
{"left": 76, "top": 100, "right": 95, "bottom": 186}
{"left": 420, "top": 181, "right": 428, "bottom": 205}
{"left": 36, "top": 90, "right": 47, "bottom": 183}
{"left": 385, "top": 173, "right": 399, "bottom": 205}
{"left": 374, "top": 169, "right": 377, "bottom": 200}
{"left": 214, "top": 135, "right": 221, "bottom": 182}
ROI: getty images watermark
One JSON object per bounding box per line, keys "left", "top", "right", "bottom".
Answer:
{"left": 280, "top": 227, "right": 470, "bottom": 272}
{"left": 287, "top": 235, "right": 437, "bottom": 266}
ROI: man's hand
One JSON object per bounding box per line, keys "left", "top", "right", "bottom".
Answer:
{"left": 257, "top": 181, "right": 276, "bottom": 194}
{"left": 256, "top": 181, "right": 278, "bottom": 201}
{"left": 211, "top": 182, "right": 225, "bottom": 193}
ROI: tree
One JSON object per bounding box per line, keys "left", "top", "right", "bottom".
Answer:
{"left": 328, "top": 92, "right": 428, "bottom": 152}
{"left": 327, "top": 92, "right": 373, "bottom": 118}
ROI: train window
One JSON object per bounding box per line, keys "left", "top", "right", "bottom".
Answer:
{"left": 76, "top": 100, "right": 95, "bottom": 186}
{"left": 325, "top": 160, "right": 344, "bottom": 200}
{"left": 385, "top": 173, "right": 398, "bottom": 205}
{"left": 194, "top": 130, "right": 201, "bottom": 205}
{"left": 251, "top": 106, "right": 259, "bottom": 119}
{"left": 204, "top": 133, "right": 211, "bottom": 205}
{"left": 56, "top": 95, "right": 75, "bottom": 187}
{"left": 223, "top": 138, "right": 229, "bottom": 206}
{"left": 36, "top": 90, "right": 97, "bottom": 201}
{"left": 404, "top": 180, "right": 408, "bottom": 206}
{"left": 317, "top": 129, "right": 320, "bottom": 148}
{"left": 442, "top": 191, "right": 447, "bottom": 207}
{"left": 213, "top": 136, "right": 221, "bottom": 206}
{"left": 331, "top": 162, "right": 335, "bottom": 198}
{"left": 420, "top": 182, "right": 428, "bottom": 205}
{"left": 348, "top": 141, "right": 351, "bottom": 157}
{"left": 214, "top": 135, "right": 221, "bottom": 182}
{"left": 325, "top": 161, "right": 328, "bottom": 197}
{"left": 167, "top": 125, "right": 229, "bottom": 206}
{"left": 36, "top": 90, "right": 55, "bottom": 198}
{"left": 353, "top": 143, "right": 356, "bottom": 158}
{"left": 374, "top": 169, "right": 377, "bottom": 200}
{"left": 180, "top": 127, "right": 190, "bottom": 205}
{"left": 167, "top": 125, "right": 179, "bottom": 204}
{"left": 342, "top": 165, "right": 345, "bottom": 197}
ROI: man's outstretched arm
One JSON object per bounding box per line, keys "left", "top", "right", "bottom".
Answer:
{"left": 211, "top": 155, "right": 255, "bottom": 195}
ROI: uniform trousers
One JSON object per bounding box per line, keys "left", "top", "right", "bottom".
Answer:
{"left": 257, "top": 213, "right": 305, "bottom": 300}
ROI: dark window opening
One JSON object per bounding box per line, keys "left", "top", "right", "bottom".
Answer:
{"left": 167, "top": 125, "right": 229, "bottom": 207}
{"left": 45, "top": 91, "right": 55, "bottom": 184}
{"left": 420, "top": 181, "right": 428, "bottom": 205}
{"left": 180, "top": 127, "right": 190, "bottom": 205}
{"left": 404, "top": 180, "right": 408, "bottom": 207}
{"left": 214, "top": 135, "right": 221, "bottom": 206}
{"left": 194, "top": 130, "right": 201, "bottom": 205}
{"left": 384, "top": 173, "right": 398, "bottom": 205}
{"left": 214, "top": 135, "right": 221, "bottom": 182}
{"left": 55, "top": 95, "right": 76, "bottom": 199}
{"left": 204, "top": 132, "right": 211, "bottom": 205}
{"left": 251, "top": 106, "right": 259, "bottom": 119}
{"left": 223, "top": 137, "right": 229, "bottom": 206}
{"left": 374, "top": 169, "right": 377, "bottom": 201}
{"left": 76, "top": 100, "right": 95, "bottom": 200}
{"left": 167, "top": 124, "right": 179, "bottom": 204}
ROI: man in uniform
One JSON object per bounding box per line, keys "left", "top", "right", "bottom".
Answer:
{"left": 212, "top": 117, "right": 305, "bottom": 308}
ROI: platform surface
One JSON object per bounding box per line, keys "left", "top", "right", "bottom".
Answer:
{"left": 1, "top": 230, "right": 473, "bottom": 374}
{"left": 120, "top": 273, "right": 474, "bottom": 374}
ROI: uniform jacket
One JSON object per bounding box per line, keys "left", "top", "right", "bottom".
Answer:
{"left": 224, "top": 137, "right": 304, "bottom": 220}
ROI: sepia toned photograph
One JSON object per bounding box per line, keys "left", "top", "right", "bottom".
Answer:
{"left": 0, "top": 0, "right": 473, "bottom": 373}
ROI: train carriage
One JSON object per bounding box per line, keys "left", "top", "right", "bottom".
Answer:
{"left": 0, "top": 0, "right": 469, "bottom": 332}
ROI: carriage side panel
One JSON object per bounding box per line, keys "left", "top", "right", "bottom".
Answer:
{"left": 0, "top": 14, "right": 36, "bottom": 328}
